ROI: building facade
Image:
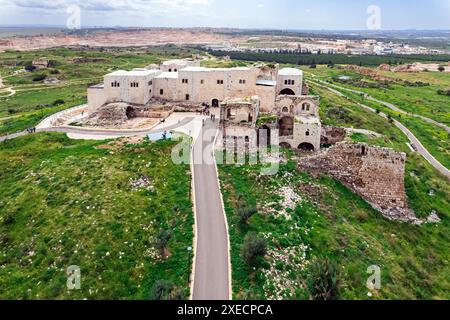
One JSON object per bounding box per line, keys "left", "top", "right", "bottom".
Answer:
{"left": 87, "top": 59, "right": 322, "bottom": 151}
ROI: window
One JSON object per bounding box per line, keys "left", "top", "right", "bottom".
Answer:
{"left": 169, "top": 69, "right": 172, "bottom": 72}
{"left": 239, "top": 79, "right": 246, "bottom": 84}
{"left": 282, "top": 107, "right": 289, "bottom": 113}
{"left": 148, "top": 80, "right": 153, "bottom": 86}
{"left": 217, "top": 80, "right": 224, "bottom": 85}
{"left": 306, "top": 130, "right": 310, "bottom": 136}
{"left": 160, "top": 89, "right": 164, "bottom": 95}
{"left": 182, "top": 79, "right": 189, "bottom": 84}
{"left": 149, "top": 89, "right": 152, "bottom": 94}
{"left": 285, "top": 79, "right": 295, "bottom": 85}
{"left": 131, "top": 82, "right": 139, "bottom": 88}
{"left": 174, "top": 69, "right": 177, "bottom": 72}
{"left": 186, "top": 94, "right": 190, "bottom": 101}
{"left": 302, "top": 102, "right": 310, "bottom": 111}
{"left": 111, "top": 81, "right": 120, "bottom": 87}
{"left": 200, "top": 80, "right": 204, "bottom": 84}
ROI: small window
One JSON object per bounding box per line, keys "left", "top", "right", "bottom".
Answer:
{"left": 149, "top": 89, "right": 152, "bottom": 94}
{"left": 217, "top": 80, "right": 224, "bottom": 85}
{"left": 182, "top": 79, "right": 189, "bottom": 84}
{"left": 306, "top": 130, "right": 310, "bottom": 136}
{"left": 169, "top": 69, "right": 172, "bottom": 72}
{"left": 160, "top": 89, "right": 164, "bottom": 95}
{"left": 200, "top": 80, "right": 204, "bottom": 84}
{"left": 186, "top": 94, "right": 190, "bottom": 101}
{"left": 291, "top": 80, "right": 295, "bottom": 85}
{"left": 148, "top": 80, "right": 153, "bottom": 86}
{"left": 282, "top": 107, "right": 289, "bottom": 113}
{"left": 174, "top": 69, "right": 177, "bottom": 72}
{"left": 284, "top": 80, "right": 288, "bottom": 85}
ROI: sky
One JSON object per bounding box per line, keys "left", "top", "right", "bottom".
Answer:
{"left": 0, "top": 0, "right": 449, "bottom": 30}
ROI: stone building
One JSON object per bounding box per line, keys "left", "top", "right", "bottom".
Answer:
{"left": 87, "top": 58, "right": 322, "bottom": 151}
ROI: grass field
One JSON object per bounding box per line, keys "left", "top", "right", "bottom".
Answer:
{"left": 0, "top": 133, "right": 193, "bottom": 300}
{"left": 218, "top": 85, "right": 450, "bottom": 299}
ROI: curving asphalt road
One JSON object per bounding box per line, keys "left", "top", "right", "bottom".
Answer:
{"left": 309, "top": 80, "right": 450, "bottom": 180}
{"left": 313, "top": 79, "right": 450, "bottom": 133}
{"left": 192, "top": 120, "right": 231, "bottom": 300}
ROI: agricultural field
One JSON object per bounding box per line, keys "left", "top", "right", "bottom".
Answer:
{"left": 218, "top": 84, "right": 450, "bottom": 300}
{"left": 0, "top": 133, "right": 193, "bottom": 300}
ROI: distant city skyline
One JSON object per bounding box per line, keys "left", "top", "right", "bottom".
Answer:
{"left": 0, "top": 0, "right": 449, "bottom": 30}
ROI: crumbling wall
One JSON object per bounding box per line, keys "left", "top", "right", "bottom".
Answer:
{"left": 298, "top": 142, "right": 418, "bottom": 223}
{"left": 321, "top": 125, "right": 347, "bottom": 145}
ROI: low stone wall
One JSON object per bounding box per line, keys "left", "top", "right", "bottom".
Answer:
{"left": 298, "top": 142, "right": 419, "bottom": 223}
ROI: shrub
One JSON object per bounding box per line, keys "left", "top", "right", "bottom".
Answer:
{"left": 52, "top": 99, "right": 65, "bottom": 106}
{"left": 238, "top": 206, "right": 257, "bottom": 225}
{"left": 307, "top": 257, "right": 342, "bottom": 300}
{"left": 438, "top": 66, "right": 445, "bottom": 72}
{"left": 150, "top": 280, "right": 174, "bottom": 300}
{"left": 155, "top": 229, "right": 172, "bottom": 255}
{"left": 2, "top": 213, "right": 15, "bottom": 226}
{"left": 241, "top": 232, "right": 267, "bottom": 265}
{"left": 50, "top": 69, "right": 60, "bottom": 75}
{"left": 32, "top": 74, "right": 46, "bottom": 82}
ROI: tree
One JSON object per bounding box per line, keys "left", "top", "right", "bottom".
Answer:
{"left": 438, "top": 66, "right": 445, "bottom": 72}
{"left": 241, "top": 232, "right": 267, "bottom": 265}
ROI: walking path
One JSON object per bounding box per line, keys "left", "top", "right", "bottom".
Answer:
{"left": 309, "top": 80, "right": 450, "bottom": 180}
{"left": 191, "top": 119, "right": 231, "bottom": 300}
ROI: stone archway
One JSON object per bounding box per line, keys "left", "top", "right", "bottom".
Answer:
{"left": 126, "top": 106, "right": 137, "bottom": 119}
{"left": 298, "top": 142, "right": 315, "bottom": 152}
{"left": 280, "top": 142, "right": 292, "bottom": 149}
{"left": 279, "top": 88, "right": 295, "bottom": 95}
{"left": 258, "top": 125, "right": 271, "bottom": 147}
{"left": 278, "top": 116, "right": 294, "bottom": 136}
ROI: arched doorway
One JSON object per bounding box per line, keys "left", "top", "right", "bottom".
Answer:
{"left": 280, "top": 142, "right": 292, "bottom": 149}
{"left": 279, "top": 88, "right": 295, "bottom": 95}
{"left": 258, "top": 125, "right": 271, "bottom": 147}
{"left": 298, "top": 142, "right": 315, "bottom": 152}
{"left": 212, "top": 99, "right": 219, "bottom": 108}
{"left": 126, "top": 106, "right": 136, "bottom": 119}
{"left": 278, "top": 116, "right": 294, "bottom": 136}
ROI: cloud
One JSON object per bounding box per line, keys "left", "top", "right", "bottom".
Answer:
{"left": 3, "top": 0, "right": 212, "bottom": 13}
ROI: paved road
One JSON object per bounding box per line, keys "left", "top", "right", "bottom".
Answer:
{"left": 192, "top": 120, "right": 230, "bottom": 300}
{"left": 310, "top": 80, "right": 450, "bottom": 180}
{"left": 313, "top": 79, "right": 450, "bottom": 133}
{"left": 0, "top": 117, "right": 195, "bottom": 142}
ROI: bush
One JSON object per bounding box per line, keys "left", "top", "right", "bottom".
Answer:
{"left": 52, "top": 99, "right": 65, "bottom": 106}
{"left": 155, "top": 229, "right": 172, "bottom": 255}
{"left": 437, "top": 89, "right": 450, "bottom": 96}
{"left": 2, "top": 213, "right": 15, "bottom": 226}
{"left": 32, "top": 74, "right": 46, "bottom": 82}
{"left": 241, "top": 232, "right": 267, "bottom": 265}
{"left": 238, "top": 206, "right": 257, "bottom": 225}
{"left": 307, "top": 257, "right": 342, "bottom": 300}
{"left": 150, "top": 280, "right": 174, "bottom": 300}
{"left": 438, "top": 66, "right": 445, "bottom": 72}
{"left": 50, "top": 69, "right": 60, "bottom": 75}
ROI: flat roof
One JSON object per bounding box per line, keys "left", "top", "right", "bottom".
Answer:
{"left": 180, "top": 66, "right": 252, "bottom": 72}
{"left": 155, "top": 72, "right": 179, "bottom": 79}
{"left": 256, "top": 80, "right": 277, "bottom": 87}
{"left": 278, "top": 68, "right": 303, "bottom": 76}
{"left": 162, "top": 59, "right": 192, "bottom": 65}
{"left": 106, "top": 69, "right": 161, "bottom": 77}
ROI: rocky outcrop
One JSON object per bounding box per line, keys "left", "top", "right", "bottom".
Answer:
{"left": 298, "top": 142, "right": 422, "bottom": 223}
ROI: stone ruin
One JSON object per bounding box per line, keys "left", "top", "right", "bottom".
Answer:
{"left": 298, "top": 142, "right": 423, "bottom": 224}
{"left": 82, "top": 102, "right": 173, "bottom": 127}
{"left": 320, "top": 125, "right": 347, "bottom": 146}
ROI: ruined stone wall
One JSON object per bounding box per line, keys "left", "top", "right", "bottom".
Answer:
{"left": 298, "top": 142, "right": 417, "bottom": 222}
{"left": 321, "top": 125, "right": 347, "bottom": 145}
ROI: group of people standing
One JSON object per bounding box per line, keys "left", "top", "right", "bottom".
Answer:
{"left": 26, "top": 127, "right": 37, "bottom": 134}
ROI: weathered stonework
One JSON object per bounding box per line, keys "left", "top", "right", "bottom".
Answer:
{"left": 298, "top": 142, "right": 419, "bottom": 223}
{"left": 321, "top": 125, "right": 347, "bottom": 145}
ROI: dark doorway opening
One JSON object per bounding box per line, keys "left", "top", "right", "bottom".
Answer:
{"left": 279, "top": 88, "right": 295, "bottom": 95}
{"left": 298, "top": 142, "right": 315, "bottom": 152}
{"left": 126, "top": 106, "right": 137, "bottom": 119}
{"left": 278, "top": 116, "right": 294, "bottom": 136}
{"left": 212, "top": 99, "right": 220, "bottom": 108}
